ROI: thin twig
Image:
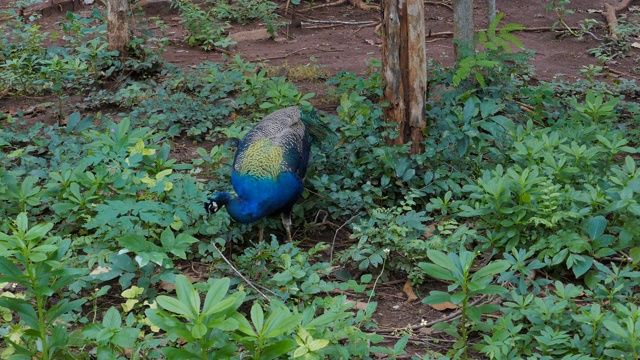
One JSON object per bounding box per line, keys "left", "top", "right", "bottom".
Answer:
{"left": 211, "top": 241, "right": 271, "bottom": 302}
{"left": 330, "top": 215, "right": 358, "bottom": 263}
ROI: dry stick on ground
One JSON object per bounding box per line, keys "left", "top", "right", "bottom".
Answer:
{"left": 425, "top": 1, "right": 454, "bottom": 11}
{"left": 330, "top": 215, "right": 358, "bottom": 263}
{"left": 211, "top": 241, "right": 271, "bottom": 302}
{"left": 603, "top": 0, "right": 634, "bottom": 39}
{"left": 426, "top": 25, "right": 584, "bottom": 38}
{"left": 307, "top": 0, "right": 379, "bottom": 11}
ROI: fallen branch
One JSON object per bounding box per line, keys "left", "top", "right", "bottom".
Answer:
{"left": 301, "top": 19, "right": 374, "bottom": 26}
{"left": 603, "top": 0, "right": 634, "bottom": 39}
{"left": 211, "top": 241, "right": 271, "bottom": 302}
{"left": 425, "top": 1, "right": 453, "bottom": 11}
{"left": 426, "top": 25, "right": 587, "bottom": 38}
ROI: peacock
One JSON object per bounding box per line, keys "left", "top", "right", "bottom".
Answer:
{"left": 204, "top": 106, "right": 334, "bottom": 242}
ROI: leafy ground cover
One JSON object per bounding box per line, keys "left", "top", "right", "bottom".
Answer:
{"left": 1, "top": 0, "right": 640, "bottom": 359}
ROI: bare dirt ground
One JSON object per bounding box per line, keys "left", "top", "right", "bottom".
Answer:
{"left": 2, "top": 0, "right": 640, "bottom": 357}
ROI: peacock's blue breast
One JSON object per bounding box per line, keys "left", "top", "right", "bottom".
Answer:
{"left": 227, "top": 171, "right": 304, "bottom": 223}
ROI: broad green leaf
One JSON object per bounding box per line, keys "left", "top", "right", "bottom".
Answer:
{"left": 422, "top": 290, "right": 452, "bottom": 304}
{"left": 472, "top": 260, "right": 510, "bottom": 280}
{"left": 603, "top": 320, "right": 628, "bottom": 338}
{"left": 426, "top": 250, "right": 455, "bottom": 270}
{"left": 418, "top": 262, "right": 455, "bottom": 282}
{"left": 156, "top": 296, "right": 195, "bottom": 319}
{"left": 308, "top": 339, "right": 330, "bottom": 351}
{"left": 102, "top": 307, "right": 121, "bottom": 330}
{"left": 450, "top": 291, "right": 466, "bottom": 305}
{"left": 0, "top": 298, "right": 39, "bottom": 329}
{"left": 111, "top": 328, "right": 139, "bottom": 348}
{"left": 251, "top": 302, "right": 264, "bottom": 333}
{"left": 174, "top": 275, "right": 199, "bottom": 316}
{"left": 262, "top": 339, "right": 298, "bottom": 360}
{"left": 570, "top": 255, "right": 593, "bottom": 278}
{"left": 587, "top": 216, "right": 607, "bottom": 239}
{"left": 202, "top": 278, "right": 231, "bottom": 316}
{"left": 191, "top": 322, "right": 207, "bottom": 339}
{"left": 46, "top": 299, "right": 86, "bottom": 323}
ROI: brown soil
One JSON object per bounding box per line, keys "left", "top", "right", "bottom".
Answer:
{"left": 2, "top": 0, "right": 639, "bottom": 357}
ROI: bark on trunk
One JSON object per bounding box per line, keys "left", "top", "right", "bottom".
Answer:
{"left": 381, "top": 0, "right": 427, "bottom": 155}
{"left": 107, "top": 0, "right": 130, "bottom": 58}
{"left": 453, "top": 0, "right": 475, "bottom": 60}
{"left": 486, "top": 0, "right": 496, "bottom": 24}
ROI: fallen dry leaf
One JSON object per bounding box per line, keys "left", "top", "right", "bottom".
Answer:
{"left": 419, "top": 327, "right": 434, "bottom": 335}
{"left": 345, "top": 299, "right": 369, "bottom": 311}
{"left": 89, "top": 265, "right": 111, "bottom": 276}
{"left": 428, "top": 301, "right": 458, "bottom": 311}
{"left": 402, "top": 280, "right": 418, "bottom": 302}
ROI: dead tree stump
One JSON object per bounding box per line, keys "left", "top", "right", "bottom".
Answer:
{"left": 381, "top": 0, "right": 427, "bottom": 155}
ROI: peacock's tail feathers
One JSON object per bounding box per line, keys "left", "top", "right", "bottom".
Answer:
{"left": 300, "top": 108, "right": 338, "bottom": 148}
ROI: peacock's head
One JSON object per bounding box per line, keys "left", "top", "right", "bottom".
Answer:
{"left": 204, "top": 192, "right": 233, "bottom": 216}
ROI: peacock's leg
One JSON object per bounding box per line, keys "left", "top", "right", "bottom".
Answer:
{"left": 281, "top": 211, "right": 293, "bottom": 242}
{"left": 258, "top": 223, "right": 264, "bottom": 243}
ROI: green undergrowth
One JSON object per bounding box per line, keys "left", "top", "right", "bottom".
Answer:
{"left": 2, "top": 6, "right": 640, "bottom": 360}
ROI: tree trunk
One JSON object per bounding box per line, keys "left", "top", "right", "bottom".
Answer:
{"left": 453, "top": 0, "right": 475, "bottom": 60}
{"left": 486, "top": 0, "right": 496, "bottom": 24}
{"left": 107, "top": 0, "right": 130, "bottom": 57}
{"left": 381, "top": 0, "right": 427, "bottom": 155}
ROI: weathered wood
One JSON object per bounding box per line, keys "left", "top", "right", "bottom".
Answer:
{"left": 381, "top": 0, "right": 427, "bottom": 154}
{"left": 453, "top": 0, "right": 475, "bottom": 60}
{"left": 603, "top": 0, "right": 633, "bottom": 39}
{"left": 107, "top": 0, "right": 130, "bottom": 57}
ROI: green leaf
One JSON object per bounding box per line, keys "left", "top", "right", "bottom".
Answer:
{"left": 450, "top": 291, "right": 466, "bottom": 305}
{"left": 0, "top": 257, "right": 23, "bottom": 278}
{"left": 202, "top": 278, "right": 231, "bottom": 316}
{"left": 156, "top": 296, "right": 195, "bottom": 319}
{"left": 191, "top": 322, "right": 207, "bottom": 339}
{"left": 262, "top": 339, "right": 298, "bottom": 359}
{"left": 102, "top": 306, "right": 122, "bottom": 330}
{"left": 427, "top": 250, "right": 454, "bottom": 269}
{"left": 251, "top": 302, "right": 264, "bottom": 334}
{"left": 0, "top": 298, "right": 39, "bottom": 329}
{"left": 308, "top": 339, "right": 330, "bottom": 351}
{"left": 417, "top": 262, "right": 455, "bottom": 282}
{"left": 173, "top": 275, "right": 199, "bottom": 317}
{"left": 46, "top": 299, "right": 86, "bottom": 323}
{"left": 422, "top": 290, "right": 452, "bottom": 304}
{"left": 570, "top": 255, "right": 593, "bottom": 278}
{"left": 472, "top": 260, "right": 510, "bottom": 280}
{"left": 603, "top": 320, "right": 628, "bottom": 338}
{"left": 588, "top": 216, "right": 607, "bottom": 239}
{"left": 111, "top": 328, "right": 139, "bottom": 348}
